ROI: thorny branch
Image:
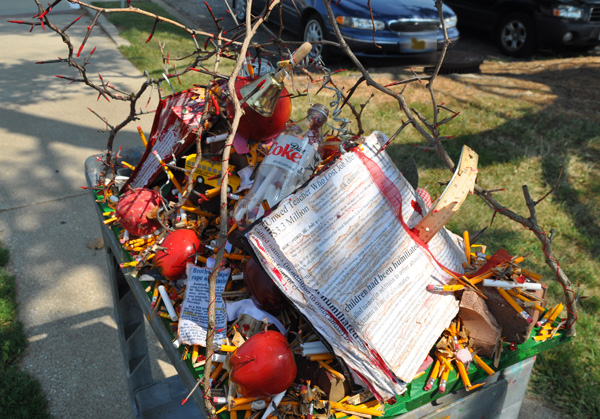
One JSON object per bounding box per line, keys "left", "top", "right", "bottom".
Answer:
{"left": 319, "top": 0, "right": 576, "bottom": 334}
{"left": 32, "top": 0, "right": 154, "bottom": 173}
{"left": 23, "top": 0, "right": 578, "bottom": 412}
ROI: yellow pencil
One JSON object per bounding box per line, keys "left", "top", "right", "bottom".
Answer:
{"left": 536, "top": 304, "right": 556, "bottom": 327}
{"left": 424, "top": 359, "right": 441, "bottom": 391}
{"left": 442, "top": 267, "right": 488, "bottom": 299}
{"left": 230, "top": 396, "right": 269, "bottom": 407}
{"left": 449, "top": 321, "right": 457, "bottom": 336}
{"left": 245, "top": 52, "right": 254, "bottom": 77}
{"left": 223, "top": 253, "right": 248, "bottom": 262}
{"left": 520, "top": 268, "right": 542, "bottom": 281}
{"left": 543, "top": 303, "right": 563, "bottom": 329}
{"left": 307, "top": 354, "right": 335, "bottom": 361}
{"left": 318, "top": 360, "right": 345, "bottom": 381}
{"left": 227, "top": 403, "right": 261, "bottom": 412}
{"left": 191, "top": 345, "right": 200, "bottom": 364}
{"left": 137, "top": 126, "right": 148, "bottom": 147}
{"left": 534, "top": 334, "right": 551, "bottom": 341}
{"left": 497, "top": 288, "right": 533, "bottom": 324}
{"left": 436, "top": 354, "right": 454, "bottom": 372}
{"left": 427, "top": 284, "right": 465, "bottom": 292}
{"left": 463, "top": 231, "right": 471, "bottom": 265}
{"left": 203, "top": 187, "right": 220, "bottom": 199}
{"left": 361, "top": 400, "right": 381, "bottom": 409}
{"left": 439, "top": 366, "right": 450, "bottom": 393}
{"left": 151, "top": 281, "right": 160, "bottom": 307}
{"left": 152, "top": 151, "right": 184, "bottom": 195}
{"left": 120, "top": 260, "right": 139, "bottom": 268}
{"left": 217, "top": 344, "right": 238, "bottom": 352}
{"left": 180, "top": 205, "right": 217, "bottom": 218}
{"left": 121, "top": 161, "right": 136, "bottom": 171}
{"left": 456, "top": 360, "right": 472, "bottom": 388}
{"left": 470, "top": 349, "right": 495, "bottom": 376}
{"left": 469, "top": 270, "right": 494, "bottom": 285}
{"left": 507, "top": 289, "right": 545, "bottom": 312}
{"left": 329, "top": 401, "right": 384, "bottom": 417}
{"left": 210, "top": 362, "right": 223, "bottom": 380}
{"left": 512, "top": 256, "right": 525, "bottom": 264}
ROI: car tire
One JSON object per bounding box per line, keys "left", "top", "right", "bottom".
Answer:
{"left": 496, "top": 13, "right": 535, "bottom": 57}
{"left": 303, "top": 14, "right": 330, "bottom": 61}
{"left": 233, "top": 0, "right": 246, "bottom": 22}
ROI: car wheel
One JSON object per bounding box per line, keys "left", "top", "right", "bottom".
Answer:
{"left": 233, "top": 0, "right": 246, "bottom": 22}
{"left": 303, "top": 14, "right": 329, "bottom": 61}
{"left": 496, "top": 13, "right": 535, "bottom": 57}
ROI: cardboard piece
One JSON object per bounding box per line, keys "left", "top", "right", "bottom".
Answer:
{"left": 459, "top": 289, "right": 501, "bottom": 357}
{"left": 482, "top": 285, "right": 547, "bottom": 343}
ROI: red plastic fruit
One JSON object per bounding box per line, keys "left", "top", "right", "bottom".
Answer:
{"left": 227, "top": 77, "right": 291, "bottom": 143}
{"left": 229, "top": 330, "right": 296, "bottom": 397}
{"left": 243, "top": 258, "right": 285, "bottom": 311}
{"left": 154, "top": 229, "right": 201, "bottom": 281}
{"left": 115, "top": 188, "right": 162, "bottom": 237}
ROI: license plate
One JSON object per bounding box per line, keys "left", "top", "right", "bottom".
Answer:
{"left": 402, "top": 34, "right": 436, "bottom": 52}
{"left": 410, "top": 37, "right": 427, "bottom": 51}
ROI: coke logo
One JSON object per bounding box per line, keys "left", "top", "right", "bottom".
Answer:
{"left": 268, "top": 141, "right": 302, "bottom": 163}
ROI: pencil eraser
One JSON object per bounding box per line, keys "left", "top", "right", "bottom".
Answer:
{"left": 526, "top": 317, "right": 533, "bottom": 324}
{"left": 426, "top": 285, "right": 435, "bottom": 291}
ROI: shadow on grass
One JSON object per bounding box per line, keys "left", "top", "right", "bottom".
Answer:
{"left": 387, "top": 65, "right": 600, "bottom": 266}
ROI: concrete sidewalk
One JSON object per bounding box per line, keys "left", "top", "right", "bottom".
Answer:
{"left": 0, "top": 1, "right": 175, "bottom": 417}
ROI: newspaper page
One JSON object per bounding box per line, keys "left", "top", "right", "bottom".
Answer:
{"left": 123, "top": 89, "right": 205, "bottom": 191}
{"left": 246, "top": 132, "right": 466, "bottom": 400}
{"left": 178, "top": 265, "right": 230, "bottom": 346}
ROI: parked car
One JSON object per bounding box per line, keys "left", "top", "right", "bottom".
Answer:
{"left": 233, "top": 0, "right": 460, "bottom": 63}
{"left": 444, "top": 0, "right": 600, "bottom": 56}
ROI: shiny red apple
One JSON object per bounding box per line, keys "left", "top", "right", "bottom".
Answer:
{"left": 154, "top": 229, "right": 201, "bottom": 281}
{"left": 227, "top": 77, "right": 291, "bottom": 143}
{"left": 115, "top": 188, "right": 162, "bottom": 237}
{"left": 229, "top": 330, "right": 296, "bottom": 397}
{"left": 243, "top": 258, "right": 286, "bottom": 311}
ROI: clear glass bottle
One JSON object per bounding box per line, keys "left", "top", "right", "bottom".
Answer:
{"left": 233, "top": 104, "right": 329, "bottom": 227}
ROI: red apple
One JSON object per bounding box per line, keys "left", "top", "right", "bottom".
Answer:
{"left": 115, "top": 188, "right": 162, "bottom": 237}
{"left": 154, "top": 229, "right": 201, "bottom": 281}
{"left": 229, "top": 330, "right": 296, "bottom": 397}
{"left": 227, "top": 77, "right": 291, "bottom": 143}
{"left": 243, "top": 258, "right": 286, "bottom": 311}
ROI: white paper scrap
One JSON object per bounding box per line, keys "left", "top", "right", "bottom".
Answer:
{"left": 178, "top": 265, "right": 230, "bottom": 346}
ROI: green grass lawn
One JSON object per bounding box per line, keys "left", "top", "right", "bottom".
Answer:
{"left": 98, "top": 2, "right": 600, "bottom": 417}
{"left": 0, "top": 243, "right": 51, "bottom": 418}
{"left": 398, "top": 89, "right": 600, "bottom": 418}
{"left": 94, "top": 1, "right": 235, "bottom": 92}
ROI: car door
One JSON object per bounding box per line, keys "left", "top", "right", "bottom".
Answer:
{"left": 253, "top": 0, "right": 267, "bottom": 11}
{"left": 280, "top": 0, "right": 310, "bottom": 34}
{"left": 444, "top": 0, "right": 499, "bottom": 30}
